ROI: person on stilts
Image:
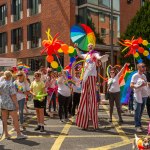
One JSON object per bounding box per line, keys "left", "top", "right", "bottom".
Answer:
{"left": 74, "top": 43, "right": 109, "bottom": 130}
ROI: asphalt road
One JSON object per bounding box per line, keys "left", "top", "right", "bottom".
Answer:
{"left": 0, "top": 101, "right": 149, "bottom": 150}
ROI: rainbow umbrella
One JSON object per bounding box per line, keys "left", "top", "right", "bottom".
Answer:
{"left": 70, "top": 24, "right": 96, "bottom": 51}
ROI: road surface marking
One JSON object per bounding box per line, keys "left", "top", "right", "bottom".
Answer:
{"left": 102, "top": 105, "right": 130, "bottom": 141}
{"left": 88, "top": 138, "right": 133, "bottom": 150}
{"left": 50, "top": 121, "right": 72, "bottom": 150}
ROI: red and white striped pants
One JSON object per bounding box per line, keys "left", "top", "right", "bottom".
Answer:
{"left": 76, "top": 76, "right": 98, "bottom": 129}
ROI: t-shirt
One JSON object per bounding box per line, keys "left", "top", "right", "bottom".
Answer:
{"left": 30, "top": 80, "right": 45, "bottom": 98}
{"left": 73, "top": 77, "right": 81, "bottom": 93}
{"left": 131, "top": 72, "right": 148, "bottom": 103}
{"left": 57, "top": 77, "right": 71, "bottom": 97}
{"left": 14, "top": 80, "right": 30, "bottom": 101}
{"left": 108, "top": 75, "right": 120, "bottom": 93}
{"left": 81, "top": 53, "right": 99, "bottom": 80}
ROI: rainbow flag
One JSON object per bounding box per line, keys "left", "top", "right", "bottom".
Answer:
{"left": 120, "top": 69, "right": 136, "bottom": 104}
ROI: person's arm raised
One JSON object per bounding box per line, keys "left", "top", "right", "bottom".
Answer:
{"left": 117, "top": 63, "right": 130, "bottom": 78}
{"left": 74, "top": 43, "right": 84, "bottom": 59}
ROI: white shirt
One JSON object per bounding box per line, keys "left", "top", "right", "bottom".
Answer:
{"left": 57, "top": 77, "right": 71, "bottom": 97}
{"left": 14, "top": 80, "right": 30, "bottom": 101}
{"left": 73, "top": 77, "right": 81, "bottom": 93}
{"left": 81, "top": 53, "right": 99, "bottom": 82}
{"left": 131, "top": 72, "right": 148, "bottom": 103}
{"left": 108, "top": 75, "right": 120, "bottom": 93}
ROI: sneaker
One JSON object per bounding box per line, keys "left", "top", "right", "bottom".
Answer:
{"left": 17, "top": 134, "right": 27, "bottom": 139}
{"left": 109, "top": 118, "right": 112, "bottom": 122}
{"left": 119, "top": 119, "right": 124, "bottom": 123}
{"left": 40, "top": 126, "right": 44, "bottom": 132}
{"left": 44, "top": 113, "right": 49, "bottom": 117}
{"left": 64, "top": 118, "right": 70, "bottom": 122}
{"left": 5, "top": 134, "right": 12, "bottom": 140}
{"left": 34, "top": 125, "right": 41, "bottom": 131}
{"left": 136, "top": 127, "right": 142, "bottom": 133}
{"left": 20, "top": 125, "right": 26, "bottom": 131}
{"left": 60, "top": 119, "right": 64, "bottom": 123}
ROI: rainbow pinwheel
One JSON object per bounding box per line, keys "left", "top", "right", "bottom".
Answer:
{"left": 70, "top": 24, "right": 96, "bottom": 51}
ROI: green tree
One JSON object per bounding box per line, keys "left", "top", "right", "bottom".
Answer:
{"left": 120, "top": 1, "right": 150, "bottom": 69}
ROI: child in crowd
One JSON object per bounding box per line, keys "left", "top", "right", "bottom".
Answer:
{"left": 30, "top": 72, "right": 46, "bottom": 132}
{"left": 57, "top": 71, "right": 71, "bottom": 122}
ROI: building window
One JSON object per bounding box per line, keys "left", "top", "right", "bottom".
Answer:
{"left": 99, "top": 0, "right": 110, "bottom": 7}
{"left": 27, "top": 22, "right": 41, "bottom": 49}
{"left": 77, "top": 0, "right": 87, "bottom": 5}
{"left": 99, "top": 13, "right": 105, "bottom": 22}
{"left": 0, "top": 5, "right": 7, "bottom": 26}
{"left": 27, "top": 0, "right": 41, "bottom": 16}
{"left": 87, "top": 0, "right": 98, "bottom": 5}
{"left": 101, "top": 28, "right": 106, "bottom": 37}
{"left": 0, "top": 32, "right": 7, "bottom": 54}
{"left": 11, "top": 0, "right": 23, "bottom": 22}
{"left": 11, "top": 28, "right": 23, "bottom": 52}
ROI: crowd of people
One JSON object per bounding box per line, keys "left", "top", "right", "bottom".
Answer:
{"left": 0, "top": 43, "right": 150, "bottom": 140}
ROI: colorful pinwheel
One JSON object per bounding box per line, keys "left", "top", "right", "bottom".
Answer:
{"left": 70, "top": 24, "right": 96, "bottom": 51}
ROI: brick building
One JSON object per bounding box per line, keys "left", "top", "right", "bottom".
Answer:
{"left": 120, "top": 0, "right": 146, "bottom": 34}
{"left": 0, "top": 0, "right": 121, "bottom": 71}
{"left": 0, "top": 0, "right": 76, "bottom": 70}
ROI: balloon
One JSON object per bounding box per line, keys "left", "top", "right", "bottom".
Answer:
{"left": 132, "top": 44, "right": 139, "bottom": 49}
{"left": 47, "top": 45, "right": 54, "bottom": 55}
{"left": 68, "top": 46, "right": 74, "bottom": 54}
{"left": 57, "top": 66, "right": 62, "bottom": 72}
{"left": 70, "top": 57, "right": 76, "bottom": 63}
{"left": 138, "top": 37, "right": 143, "bottom": 44}
{"left": 138, "top": 47, "right": 144, "bottom": 53}
{"left": 133, "top": 52, "right": 139, "bottom": 58}
{"left": 53, "top": 42, "right": 61, "bottom": 50}
{"left": 143, "top": 50, "right": 149, "bottom": 56}
{"left": 69, "top": 53, "right": 74, "bottom": 57}
{"left": 142, "top": 40, "right": 148, "bottom": 46}
{"left": 63, "top": 50, "right": 69, "bottom": 54}
{"left": 147, "top": 43, "right": 150, "bottom": 48}
{"left": 51, "top": 61, "right": 58, "bottom": 68}
{"left": 137, "top": 58, "right": 143, "bottom": 63}
{"left": 43, "top": 40, "right": 51, "bottom": 47}
{"left": 61, "top": 44, "right": 69, "bottom": 52}
{"left": 147, "top": 55, "right": 150, "bottom": 60}
{"left": 46, "top": 55, "right": 54, "bottom": 63}
{"left": 58, "top": 48, "right": 63, "bottom": 53}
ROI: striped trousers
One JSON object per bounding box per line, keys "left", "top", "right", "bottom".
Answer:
{"left": 76, "top": 76, "right": 98, "bottom": 129}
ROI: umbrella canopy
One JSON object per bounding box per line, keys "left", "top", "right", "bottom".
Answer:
{"left": 70, "top": 24, "right": 96, "bottom": 51}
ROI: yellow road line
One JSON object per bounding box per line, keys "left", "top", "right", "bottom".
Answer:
{"left": 50, "top": 121, "right": 72, "bottom": 150}
{"left": 0, "top": 128, "right": 14, "bottom": 141}
{"left": 102, "top": 105, "right": 130, "bottom": 142}
{"left": 8, "top": 134, "right": 128, "bottom": 140}
{"left": 88, "top": 138, "right": 133, "bottom": 150}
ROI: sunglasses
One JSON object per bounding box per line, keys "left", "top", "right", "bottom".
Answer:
{"left": 34, "top": 75, "right": 40, "bottom": 77}
{"left": 110, "top": 72, "right": 115, "bottom": 74}
{"left": 141, "top": 66, "right": 146, "bottom": 68}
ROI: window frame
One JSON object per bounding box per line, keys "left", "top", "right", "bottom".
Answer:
{"left": 0, "top": 4, "right": 7, "bottom": 26}
{"left": 11, "top": 27, "right": 23, "bottom": 52}
{"left": 27, "top": 22, "right": 41, "bottom": 49}
{"left": 0, "top": 32, "right": 7, "bottom": 54}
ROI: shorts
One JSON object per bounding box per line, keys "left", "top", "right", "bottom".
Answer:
{"left": 33, "top": 99, "right": 45, "bottom": 108}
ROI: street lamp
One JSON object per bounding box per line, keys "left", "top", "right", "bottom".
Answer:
{"left": 110, "top": 0, "right": 114, "bottom": 65}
